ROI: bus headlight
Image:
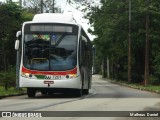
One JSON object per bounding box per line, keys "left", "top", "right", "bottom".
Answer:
{"left": 66, "top": 74, "right": 77, "bottom": 79}
{"left": 21, "top": 72, "right": 35, "bottom": 79}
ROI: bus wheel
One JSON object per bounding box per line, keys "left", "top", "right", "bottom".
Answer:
{"left": 83, "top": 89, "right": 89, "bottom": 95}
{"left": 27, "top": 88, "right": 36, "bottom": 98}
{"left": 76, "top": 88, "right": 82, "bottom": 97}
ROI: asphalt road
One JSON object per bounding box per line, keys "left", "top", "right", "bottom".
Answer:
{"left": 0, "top": 75, "right": 160, "bottom": 120}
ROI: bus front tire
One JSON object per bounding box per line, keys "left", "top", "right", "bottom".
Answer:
{"left": 83, "top": 89, "right": 89, "bottom": 95}
{"left": 27, "top": 88, "right": 36, "bottom": 98}
{"left": 77, "top": 89, "right": 83, "bottom": 97}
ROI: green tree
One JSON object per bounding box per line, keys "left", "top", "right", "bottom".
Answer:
{"left": 0, "top": 2, "right": 33, "bottom": 89}
{"left": 0, "top": 66, "right": 16, "bottom": 90}
{"left": 88, "top": 0, "right": 160, "bottom": 85}
{"left": 0, "top": 2, "right": 22, "bottom": 70}
{"left": 23, "top": 0, "right": 58, "bottom": 13}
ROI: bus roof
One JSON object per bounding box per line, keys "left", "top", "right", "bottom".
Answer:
{"left": 32, "top": 13, "right": 77, "bottom": 23}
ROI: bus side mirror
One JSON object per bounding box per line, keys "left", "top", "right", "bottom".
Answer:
{"left": 16, "top": 31, "right": 21, "bottom": 38}
{"left": 15, "top": 40, "right": 20, "bottom": 50}
{"left": 15, "top": 31, "right": 21, "bottom": 50}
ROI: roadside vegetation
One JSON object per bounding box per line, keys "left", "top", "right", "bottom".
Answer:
{"left": 87, "top": 0, "right": 160, "bottom": 87}
{"left": 128, "top": 84, "right": 160, "bottom": 93}
{"left": 110, "top": 80, "right": 160, "bottom": 94}
{"left": 0, "top": 86, "right": 26, "bottom": 96}
{"left": 0, "top": 1, "right": 33, "bottom": 94}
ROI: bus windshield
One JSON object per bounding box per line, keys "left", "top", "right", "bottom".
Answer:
{"left": 23, "top": 24, "right": 78, "bottom": 71}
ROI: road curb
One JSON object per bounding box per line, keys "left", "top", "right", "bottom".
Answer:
{"left": 117, "top": 82, "right": 160, "bottom": 94}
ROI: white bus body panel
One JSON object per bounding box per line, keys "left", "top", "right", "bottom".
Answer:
{"left": 33, "top": 13, "right": 76, "bottom": 23}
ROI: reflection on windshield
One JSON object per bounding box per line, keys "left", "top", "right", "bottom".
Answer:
{"left": 23, "top": 34, "right": 77, "bottom": 71}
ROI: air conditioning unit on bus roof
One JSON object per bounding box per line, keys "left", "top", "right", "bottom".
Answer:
{"left": 32, "top": 13, "right": 76, "bottom": 23}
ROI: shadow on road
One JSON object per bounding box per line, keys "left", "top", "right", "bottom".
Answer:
{"left": 28, "top": 92, "right": 82, "bottom": 99}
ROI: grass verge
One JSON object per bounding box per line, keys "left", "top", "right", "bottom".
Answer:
{"left": 111, "top": 80, "right": 160, "bottom": 94}
{"left": 0, "top": 86, "right": 26, "bottom": 96}
{"left": 128, "top": 84, "right": 160, "bottom": 93}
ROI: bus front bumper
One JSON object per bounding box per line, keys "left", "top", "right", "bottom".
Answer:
{"left": 19, "top": 76, "right": 81, "bottom": 89}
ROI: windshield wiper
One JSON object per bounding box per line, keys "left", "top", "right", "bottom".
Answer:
{"left": 55, "top": 34, "right": 66, "bottom": 46}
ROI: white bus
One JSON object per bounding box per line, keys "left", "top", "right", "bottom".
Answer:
{"left": 15, "top": 13, "right": 92, "bottom": 97}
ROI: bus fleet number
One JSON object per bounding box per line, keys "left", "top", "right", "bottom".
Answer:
{"left": 45, "top": 75, "right": 61, "bottom": 80}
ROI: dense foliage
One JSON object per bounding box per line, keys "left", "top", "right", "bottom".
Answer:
{"left": 88, "top": 0, "right": 160, "bottom": 84}
{"left": 0, "top": 2, "right": 33, "bottom": 89}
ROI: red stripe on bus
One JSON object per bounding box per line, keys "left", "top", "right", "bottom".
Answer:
{"left": 22, "top": 66, "right": 77, "bottom": 75}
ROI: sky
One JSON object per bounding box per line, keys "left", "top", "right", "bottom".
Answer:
{"left": 0, "top": 0, "right": 98, "bottom": 40}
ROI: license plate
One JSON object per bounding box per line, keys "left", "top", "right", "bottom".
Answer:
{"left": 44, "top": 81, "right": 54, "bottom": 84}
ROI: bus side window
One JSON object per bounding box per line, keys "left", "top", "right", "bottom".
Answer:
{"left": 81, "top": 36, "right": 88, "bottom": 66}
{"left": 79, "top": 36, "right": 84, "bottom": 65}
